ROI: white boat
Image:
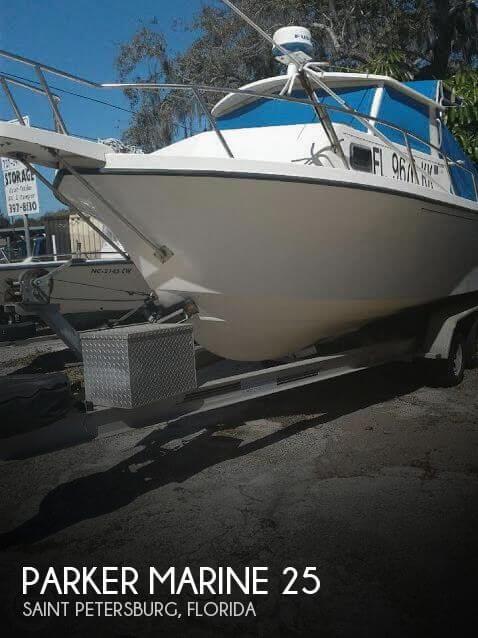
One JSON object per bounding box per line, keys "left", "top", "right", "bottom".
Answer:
{"left": 0, "top": 254, "right": 152, "bottom": 329}
{"left": 0, "top": 22, "right": 477, "bottom": 359}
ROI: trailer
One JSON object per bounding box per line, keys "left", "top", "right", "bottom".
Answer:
{"left": 75, "top": 294, "right": 478, "bottom": 420}
{"left": 1, "top": 291, "right": 477, "bottom": 462}
{"left": 3, "top": 265, "right": 478, "bottom": 437}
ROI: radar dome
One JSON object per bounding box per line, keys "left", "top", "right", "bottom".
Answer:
{"left": 272, "top": 27, "right": 313, "bottom": 65}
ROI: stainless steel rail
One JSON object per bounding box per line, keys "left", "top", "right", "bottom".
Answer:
{"left": 0, "top": 49, "right": 100, "bottom": 87}
{"left": 0, "top": 48, "right": 477, "bottom": 202}
{"left": 0, "top": 73, "right": 61, "bottom": 125}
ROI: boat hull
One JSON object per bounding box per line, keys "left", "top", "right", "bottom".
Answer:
{"left": 58, "top": 168, "right": 478, "bottom": 360}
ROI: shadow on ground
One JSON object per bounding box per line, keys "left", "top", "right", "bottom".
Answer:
{"left": 0, "top": 362, "right": 425, "bottom": 549}
{"left": 7, "top": 348, "right": 79, "bottom": 374}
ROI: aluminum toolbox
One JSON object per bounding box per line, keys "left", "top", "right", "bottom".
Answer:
{"left": 81, "top": 323, "right": 196, "bottom": 408}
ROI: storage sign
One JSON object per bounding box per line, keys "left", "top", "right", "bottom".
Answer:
{"left": 1, "top": 117, "right": 40, "bottom": 216}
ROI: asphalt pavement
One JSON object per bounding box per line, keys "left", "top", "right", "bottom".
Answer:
{"left": 0, "top": 356, "right": 477, "bottom": 637}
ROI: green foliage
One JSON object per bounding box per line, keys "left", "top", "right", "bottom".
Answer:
{"left": 116, "top": 28, "right": 178, "bottom": 150}
{"left": 361, "top": 51, "right": 414, "bottom": 81}
{"left": 445, "top": 70, "right": 478, "bottom": 162}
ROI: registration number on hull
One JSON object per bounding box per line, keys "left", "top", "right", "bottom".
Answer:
{"left": 89, "top": 267, "right": 133, "bottom": 275}
{"left": 371, "top": 146, "right": 441, "bottom": 190}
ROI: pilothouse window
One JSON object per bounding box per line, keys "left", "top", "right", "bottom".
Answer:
{"left": 350, "top": 145, "right": 372, "bottom": 172}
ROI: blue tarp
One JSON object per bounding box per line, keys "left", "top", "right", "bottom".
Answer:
{"left": 216, "top": 86, "right": 376, "bottom": 132}
{"left": 403, "top": 80, "right": 440, "bottom": 102}
{"left": 440, "top": 124, "right": 477, "bottom": 201}
{"left": 377, "top": 86, "right": 431, "bottom": 154}
{"left": 314, "top": 86, "right": 376, "bottom": 132}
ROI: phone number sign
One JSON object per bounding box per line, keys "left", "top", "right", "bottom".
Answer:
{"left": 1, "top": 117, "right": 40, "bottom": 216}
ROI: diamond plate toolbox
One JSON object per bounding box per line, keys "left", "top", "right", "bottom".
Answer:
{"left": 81, "top": 323, "right": 196, "bottom": 408}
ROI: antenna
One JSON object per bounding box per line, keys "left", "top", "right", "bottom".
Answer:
{"left": 272, "top": 27, "right": 314, "bottom": 67}
{"left": 221, "top": 1, "right": 448, "bottom": 185}
{"left": 219, "top": 0, "right": 349, "bottom": 167}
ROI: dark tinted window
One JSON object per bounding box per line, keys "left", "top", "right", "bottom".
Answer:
{"left": 350, "top": 144, "right": 372, "bottom": 172}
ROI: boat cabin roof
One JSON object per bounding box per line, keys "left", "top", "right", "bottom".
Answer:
{"left": 208, "top": 72, "right": 476, "bottom": 202}
{"left": 212, "top": 72, "right": 443, "bottom": 118}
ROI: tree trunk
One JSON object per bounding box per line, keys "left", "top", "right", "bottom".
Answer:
{"left": 426, "top": 0, "right": 454, "bottom": 79}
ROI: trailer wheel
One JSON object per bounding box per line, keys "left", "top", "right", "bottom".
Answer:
{"left": 464, "top": 319, "right": 478, "bottom": 369}
{"left": 432, "top": 333, "right": 466, "bottom": 387}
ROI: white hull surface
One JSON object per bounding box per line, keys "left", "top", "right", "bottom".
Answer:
{"left": 0, "top": 258, "right": 151, "bottom": 328}
{"left": 58, "top": 159, "right": 478, "bottom": 360}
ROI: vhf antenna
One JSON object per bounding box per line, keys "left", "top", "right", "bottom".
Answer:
{"left": 219, "top": 0, "right": 441, "bottom": 185}
{"left": 219, "top": 0, "right": 350, "bottom": 168}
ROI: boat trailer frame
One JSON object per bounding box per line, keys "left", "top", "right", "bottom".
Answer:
{"left": 1, "top": 293, "right": 477, "bottom": 461}
{"left": 80, "top": 295, "right": 478, "bottom": 419}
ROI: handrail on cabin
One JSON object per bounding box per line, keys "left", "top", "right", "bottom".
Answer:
{"left": 0, "top": 48, "right": 476, "bottom": 202}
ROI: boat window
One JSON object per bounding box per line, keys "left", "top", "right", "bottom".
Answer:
{"left": 350, "top": 144, "right": 372, "bottom": 172}
{"left": 441, "top": 124, "right": 478, "bottom": 201}
{"left": 215, "top": 86, "right": 376, "bottom": 132}
{"left": 377, "top": 87, "right": 431, "bottom": 154}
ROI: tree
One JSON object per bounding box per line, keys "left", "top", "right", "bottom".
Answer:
{"left": 116, "top": 0, "right": 478, "bottom": 154}
{"left": 445, "top": 70, "right": 478, "bottom": 161}
{"left": 421, "top": 0, "right": 478, "bottom": 80}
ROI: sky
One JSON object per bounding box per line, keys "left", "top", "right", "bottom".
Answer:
{"left": 0, "top": 0, "right": 210, "bottom": 216}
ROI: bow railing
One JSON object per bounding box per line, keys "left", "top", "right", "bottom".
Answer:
{"left": 0, "top": 48, "right": 477, "bottom": 202}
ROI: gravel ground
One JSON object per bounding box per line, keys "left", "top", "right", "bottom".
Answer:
{"left": 0, "top": 351, "right": 477, "bottom": 637}
{"left": 0, "top": 336, "right": 71, "bottom": 375}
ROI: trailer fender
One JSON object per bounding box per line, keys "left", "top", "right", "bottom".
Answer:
{"left": 423, "top": 305, "right": 478, "bottom": 361}
{"left": 464, "top": 317, "right": 478, "bottom": 368}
